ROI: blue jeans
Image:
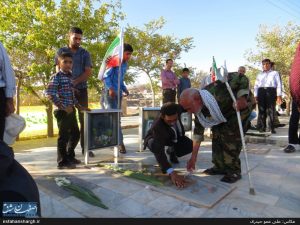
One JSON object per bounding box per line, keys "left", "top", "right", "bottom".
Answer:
{"left": 102, "top": 92, "right": 123, "bottom": 144}
{"left": 248, "top": 111, "right": 257, "bottom": 122}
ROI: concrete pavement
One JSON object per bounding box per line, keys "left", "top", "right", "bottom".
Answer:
{"left": 10, "top": 115, "right": 300, "bottom": 218}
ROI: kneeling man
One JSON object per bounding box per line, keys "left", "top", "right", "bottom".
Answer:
{"left": 144, "top": 102, "right": 193, "bottom": 188}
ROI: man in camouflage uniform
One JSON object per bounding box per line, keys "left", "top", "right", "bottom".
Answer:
{"left": 180, "top": 73, "right": 252, "bottom": 183}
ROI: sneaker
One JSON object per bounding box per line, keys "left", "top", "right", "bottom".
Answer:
{"left": 274, "top": 124, "right": 285, "bottom": 128}
{"left": 203, "top": 167, "right": 226, "bottom": 175}
{"left": 258, "top": 128, "right": 266, "bottom": 133}
{"left": 69, "top": 158, "right": 81, "bottom": 164}
{"left": 57, "top": 162, "right": 76, "bottom": 169}
{"left": 283, "top": 145, "right": 296, "bottom": 153}
{"left": 249, "top": 125, "right": 257, "bottom": 130}
{"left": 220, "top": 173, "right": 241, "bottom": 183}
{"left": 271, "top": 129, "right": 276, "bottom": 134}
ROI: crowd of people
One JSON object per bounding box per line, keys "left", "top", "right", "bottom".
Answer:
{"left": 0, "top": 25, "right": 299, "bottom": 215}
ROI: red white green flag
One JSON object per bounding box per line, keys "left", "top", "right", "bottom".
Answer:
{"left": 98, "top": 30, "right": 124, "bottom": 80}
{"left": 211, "top": 56, "right": 217, "bottom": 82}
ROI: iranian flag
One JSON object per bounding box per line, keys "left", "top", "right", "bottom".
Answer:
{"left": 211, "top": 56, "right": 217, "bottom": 82}
{"left": 98, "top": 29, "right": 124, "bottom": 80}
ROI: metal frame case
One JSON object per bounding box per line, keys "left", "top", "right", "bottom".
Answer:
{"left": 84, "top": 109, "right": 121, "bottom": 164}
{"left": 138, "top": 107, "right": 160, "bottom": 151}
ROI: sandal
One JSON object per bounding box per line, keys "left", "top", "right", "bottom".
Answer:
{"left": 220, "top": 173, "right": 241, "bottom": 183}
{"left": 203, "top": 167, "right": 226, "bottom": 175}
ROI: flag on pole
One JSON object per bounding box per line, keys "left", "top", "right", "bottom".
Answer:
{"left": 212, "top": 57, "right": 227, "bottom": 82}
{"left": 211, "top": 56, "right": 218, "bottom": 82}
{"left": 98, "top": 29, "right": 124, "bottom": 80}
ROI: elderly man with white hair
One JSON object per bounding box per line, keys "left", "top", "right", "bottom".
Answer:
{"left": 179, "top": 72, "right": 253, "bottom": 183}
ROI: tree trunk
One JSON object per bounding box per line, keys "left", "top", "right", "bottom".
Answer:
{"left": 15, "top": 76, "right": 22, "bottom": 141}
{"left": 46, "top": 102, "right": 54, "bottom": 137}
{"left": 147, "top": 73, "right": 155, "bottom": 107}
{"left": 286, "top": 99, "right": 291, "bottom": 116}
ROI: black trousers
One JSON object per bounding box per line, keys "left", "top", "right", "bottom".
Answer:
{"left": 257, "top": 87, "right": 276, "bottom": 131}
{"left": 289, "top": 101, "right": 300, "bottom": 144}
{"left": 54, "top": 109, "right": 80, "bottom": 164}
{"left": 147, "top": 135, "right": 192, "bottom": 173}
{"left": 0, "top": 88, "right": 6, "bottom": 141}
{"left": 74, "top": 88, "right": 88, "bottom": 153}
{"left": 162, "top": 89, "right": 176, "bottom": 104}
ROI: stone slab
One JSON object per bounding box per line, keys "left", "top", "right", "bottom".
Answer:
{"left": 147, "top": 174, "right": 236, "bottom": 209}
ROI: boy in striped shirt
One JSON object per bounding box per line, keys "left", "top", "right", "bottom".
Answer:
{"left": 46, "top": 52, "right": 89, "bottom": 169}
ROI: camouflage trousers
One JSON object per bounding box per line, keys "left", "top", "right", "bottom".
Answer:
{"left": 211, "top": 112, "right": 249, "bottom": 175}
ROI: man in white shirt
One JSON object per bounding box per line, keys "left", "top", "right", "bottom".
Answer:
{"left": 0, "top": 41, "right": 16, "bottom": 142}
{"left": 254, "top": 58, "right": 282, "bottom": 133}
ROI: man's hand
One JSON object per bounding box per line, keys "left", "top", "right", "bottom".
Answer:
{"left": 123, "top": 90, "right": 129, "bottom": 97}
{"left": 169, "top": 171, "right": 187, "bottom": 188}
{"left": 5, "top": 98, "right": 15, "bottom": 116}
{"left": 64, "top": 106, "right": 74, "bottom": 114}
{"left": 186, "top": 157, "right": 196, "bottom": 172}
{"left": 109, "top": 88, "right": 116, "bottom": 98}
{"left": 77, "top": 105, "right": 91, "bottom": 112}
{"left": 276, "top": 96, "right": 282, "bottom": 105}
{"left": 234, "top": 96, "right": 248, "bottom": 111}
{"left": 71, "top": 79, "right": 79, "bottom": 87}
{"left": 72, "top": 87, "right": 80, "bottom": 95}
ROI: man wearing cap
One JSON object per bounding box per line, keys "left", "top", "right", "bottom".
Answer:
{"left": 179, "top": 73, "right": 252, "bottom": 183}
{"left": 0, "top": 41, "right": 16, "bottom": 143}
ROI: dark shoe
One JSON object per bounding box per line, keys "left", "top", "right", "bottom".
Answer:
{"left": 57, "top": 162, "right": 76, "bottom": 169}
{"left": 169, "top": 152, "right": 179, "bottom": 164}
{"left": 258, "top": 128, "right": 266, "bottom": 133}
{"left": 119, "top": 144, "right": 127, "bottom": 154}
{"left": 69, "top": 158, "right": 81, "bottom": 164}
{"left": 283, "top": 145, "right": 296, "bottom": 153}
{"left": 203, "top": 167, "right": 226, "bottom": 175}
{"left": 220, "top": 173, "right": 241, "bottom": 183}
{"left": 271, "top": 130, "right": 276, "bottom": 134}
{"left": 274, "top": 124, "right": 285, "bottom": 128}
{"left": 89, "top": 151, "right": 95, "bottom": 157}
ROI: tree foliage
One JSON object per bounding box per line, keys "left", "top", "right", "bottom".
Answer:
{"left": 0, "top": 0, "right": 125, "bottom": 136}
{"left": 245, "top": 22, "right": 300, "bottom": 110}
{"left": 125, "top": 17, "right": 194, "bottom": 106}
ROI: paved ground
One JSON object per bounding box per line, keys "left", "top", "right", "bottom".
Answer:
{"left": 11, "top": 115, "right": 300, "bottom": 218}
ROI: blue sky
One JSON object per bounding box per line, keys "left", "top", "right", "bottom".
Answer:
{"left": 117, "top": 0, "right": 300, "bottom": 75}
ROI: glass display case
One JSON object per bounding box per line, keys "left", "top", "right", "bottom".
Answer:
{"left": 181, "top": 112, "right": 192, "bottom": 131}
{"left": 84, "top": 109, "right": 121, "bottom": 164}
{"left": 138, "top": 107, "right": 160, "bottom": 151}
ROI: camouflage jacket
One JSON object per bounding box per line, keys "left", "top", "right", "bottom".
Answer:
{"left": 194, "top": 72, "right": 252, "bottom": 142}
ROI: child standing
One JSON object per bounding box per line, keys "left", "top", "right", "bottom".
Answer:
{"left": 102, "top": 43, "right": 133, "bottom": 154}
{"left": 177, "top": 68, "right": 191, "bottom": 102}
{"left": 46, "top": 52, "right": 88, "bottom": 169}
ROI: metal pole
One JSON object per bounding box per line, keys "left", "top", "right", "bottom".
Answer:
{"left": 225, "top": 82, "right": 255, "bottom": 195}
{"left": 116, "top": 58, "right": 121, "bottom": 159}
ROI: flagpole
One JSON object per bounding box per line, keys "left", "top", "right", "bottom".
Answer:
{"left": 117, "top": 28, "right": 124, "bottom": 157}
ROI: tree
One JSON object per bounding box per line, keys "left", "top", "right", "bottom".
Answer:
{"left": 0, "top": 0, "right": 125, "bottom": 137}
{"left": 245, "top": 22, "right": 300, "bottom": 114}
{"left": 125, "top": 17, "right": 194, "bottom": 106}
